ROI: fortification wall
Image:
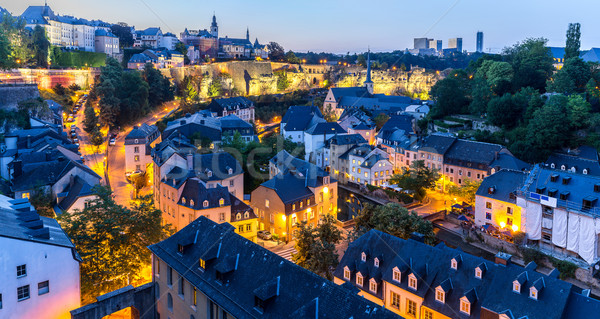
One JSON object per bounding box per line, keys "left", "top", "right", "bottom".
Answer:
{"left": 0, "top": 84, "right": 40, "bottom": 109}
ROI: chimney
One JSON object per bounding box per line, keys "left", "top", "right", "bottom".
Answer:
{"left": 69, "top": 175, "right": 75, "bottom": 188}
{"left": 187, "top": 153, "right": 193, "bottom": 171}
{"left": 494, "top": 252, "right": 512, "bottom": 266}
{"left": 13, "top": 160, "right": 23, "bottom": 178}
{"left": 410, "top": 232, "right": 425, "bottom": 243}
{"left": 26, "top": 135, "right": 31, "bottom": 148}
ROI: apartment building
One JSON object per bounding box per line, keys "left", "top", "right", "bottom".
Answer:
{"left": 124, "top": 123, "right": 160, "bottom": 173}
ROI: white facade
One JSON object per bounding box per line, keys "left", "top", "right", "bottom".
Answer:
{"left": 347, "top": 148, "right": 393, "bottom": 186}
{"left": 281, "top": 127, "right": 305, "bottom": 144}
{"left": 304, "top": 131, "right": 338, "bottom": 162}
{"left": 125, "top": 143, "right": 151, "bottom": 173}
{"left": 160, "top": 34, "right": 179, "bottom": 50}
{"left": 0, "top": 236, "right": 80, "bottom": 319}
{"left": 95, "top": 35, "right": 120, "bottom": 56}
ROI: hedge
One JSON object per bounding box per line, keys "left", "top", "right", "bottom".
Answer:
{"left": 54, "top": 51, "right": 107, "bottom": 68}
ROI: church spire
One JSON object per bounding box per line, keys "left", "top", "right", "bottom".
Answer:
{"left": 246, "top": 27, "right": 249, "bottom": 41}
{"left": 365, "top": 48, "right": 374, "bottom": 94}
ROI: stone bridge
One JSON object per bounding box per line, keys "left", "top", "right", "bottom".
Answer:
{"left": 70, "top": 283, "right": 156, "bottom": 319}
{"left": 423, "top": 210, "right": 447, "bottom": 222}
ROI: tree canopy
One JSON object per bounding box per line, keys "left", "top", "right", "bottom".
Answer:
{"left": 292, "top": 214, "right": 342, "bottom": 280}
{"left": 390, "top": 160, "right": 440, "bottom": 201}
{"left": 58, "top": 187, "right": 172, "bottom": 304}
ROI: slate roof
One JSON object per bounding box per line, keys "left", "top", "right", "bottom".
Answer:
{"left": 6, "top": 127, "right": 70, "bottom": 149}
{"left": 219, "top": 114, "right": 252, "bottom": 130}
{"left": 162, "top": 112, "right": 222, "bottom": 141}
{"left": 337, "top": 229, "right": 591, "bottom": 319}
{"left": 148, "top": 217, "right": 396, "bottom": 319}
{"left": 304, "top": 122, "right": 346, "bottom": 135}
{"left": 563, "top": 291, "right": 600, "bottom": 318}
{"left": 21, "top": 5, "right": 55, "bottom": 24}
{"left": 191, "top": 152, "right": 243, "bottom": 182}
{"left": 281, "top": 105, "right": 324, "bottom": 132}
{"left": 11, "top": 156, "right": 101, "bottom": 192}
{"left": 476, "top": 170, "right": 527, "bottom": 203}
{"left": 57, "top": 175, "right": 95, "bottom": 212}
{"left": 581, "top": 48, "right": 600, "bottom": 63}
{"left": 544, "top": 148, "right": 600, "bottom": 176}
{"left": 209, "top": 97, "right": 254, "bottom": 112}
{"left": 444, "top": 139, "right": 504, "bottom": 166}
{"left": 378, "top": 115, "right": 415, "bottom": 140}
{"left": 0, "top": 201, "right": 79, "bottom": 253}
{"left": 178, "top": 178, "right": 231, "bottom": 210}
{"left": 229, "top": 193, "right": 257, "bottom": 221}
{"left": 418, "top": 134, "right": 457, "bottom": 155}
{"left": 491, "top": 153, "right": 531, "bottom": 172}
{"left": 521, "top": 165, "right": 600, "bottom": 214}
{"left": 326, "top": 134, "right": 367, "bottom": 146}
{"left": 260, "top": 173, "right": 316, "bottom": 204}
{"left": 548, "top": 47, "right": 566, "bottom": 60}
{"left": 269, "top": 150, "right": 328, "bottom": 184}
{"left": 330, "top": 87, "right": 371, "bottom": 100}
{"left": 125, "top": 123, "right": 159, "bottom": 144}
{"left": 95, "top": 29, "right": 117, "bottom": 37}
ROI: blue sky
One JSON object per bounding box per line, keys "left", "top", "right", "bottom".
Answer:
{"left": 3, "top": 0, "right": 600, "bottom": 53}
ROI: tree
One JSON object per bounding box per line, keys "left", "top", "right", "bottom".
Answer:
{"left": 285, "top": 51, "right": 300, "bottom": 64}
{"left": 209, "top": 78, "right": 222, "bottom": 97}
{"left": 469, "top": 77, "right": 492, "bottom": 115}
{"left": 353, "top": 203, "right": 436, "bottom": 245}
{"left": 268, "top": 42, "right": 285, "bottom": 61}
{"left": 89, "top": 129, "right": 104, "bottom": 148}
{"left": 143, "top": 63, "right": 174, "bottom": 108}
{"left": 447, "top": 179, "right": 481, "bottom": 205}
{"left": 275, "top": 70, "right": 289, "bottom": 92}
{"left": 32, "top": 25, "right": 50, "bottom": 67}
{"left": 374, "top": 113, "right": 390, "bottom": 130}
{"left": 486, "top": 61, "right": 514, "bottom": 95}
{"left": 567, "top": 94, "right": 591, "bottom": 130}
{"left": 83, "top": 105, "right": 99, "bottom": 133}
{"left": 29, "top": 185, "right": 54, "bottom": 218}
{"left": 504, "top": 38, "right": 554, "bottom": 92}
{"left": 53, "top": 83, "right": 67, "bottom": 96}
{"left": 1, "top": 12, "right": 33, "bottom": 66}
{"left": 390, "top": 160, "right": 440, "bottom": 201}
{"left": 17, "top": 97, "right": 50, "bottom": 119}
{"left": 175, "top": 41, "right": 189, "bottom": 65}
{"left": 525, "top": 95, "right": 571, "bottom": 161}
{"left": 0, "top": 29, "right": 12, "bottom": 69}
{"left": 564, "top": 23, "right": 581, "bottom": 60}
{"left": 292, "top": 214, "right": 342, "bottom": 280}
{"left": 58, "top": 187, "right": 172, "bottom": 304}
{"left": 110, "top": 24, "right": 134, "bottom": 49}
{"left": 429, "top": 70, "right": 471, "bottom": 117}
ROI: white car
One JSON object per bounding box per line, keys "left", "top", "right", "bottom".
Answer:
{"left": 109, "top": 138, "right": 116, "bottom": 146}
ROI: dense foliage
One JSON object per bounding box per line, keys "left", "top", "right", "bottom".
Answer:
{"left": 427, "top": 29, "right": 600, "bottom": 163}
{"left": 390, "top": 160, "right": 440, "bottom": 201}
{"left": 94, "top": 58, "right": 173, "bottom": 128}
{"left": 292, "top": 214, "right": 342, "bottom": 280}
{"left": 248, "top": 90, "right": 310, "bottom": 123}
{"left": 352, "top": 203, "right": 436, "bottom": 245}
{"left": 58, "top": 187, "right": 172, "bottom": 304}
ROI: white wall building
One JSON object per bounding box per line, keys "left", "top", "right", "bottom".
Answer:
{"left": 0, "top": 196, "right": 81, "bottom": 319}
{"left": 124, "top": 124, "right": 161, "bottom": 173}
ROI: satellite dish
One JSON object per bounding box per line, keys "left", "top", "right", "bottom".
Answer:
{"left": 595, "top": 264, "right": 599, "bottom": 270}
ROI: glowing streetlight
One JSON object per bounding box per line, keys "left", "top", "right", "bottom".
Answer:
{"left": 512, "top": 225, "right": 519, "bottom": 232}
{"left": 499, "top": 221, "right": 506, "bottom": 228}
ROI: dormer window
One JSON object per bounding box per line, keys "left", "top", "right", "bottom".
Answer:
{"left": 530, "top": 287, "right": 538, "bottom": 300}
{"left": 219, "top": 198, "right": 225, "bottom": 207}
{"left": 207, "top": 171, "right": 213, "bottom": 177}
{"left": 408, "top": 273, "right": 417, "bottom": 290}
{"left": 236, "top": 213, "right": 242, "bottom": 220}
{"left": 550, "top": 163, "right": 555, "bottom": 169}
{"left": 203, "top": 200, "right": 209, "bottom": 208}
{"left": 475, "top": 268, "right": 482, "bottom": 279}
{"left": 356, "top": 273, "right": 364, "bottom": 286}
{"left": 584, "top": 169, "right": 589, "bottom": 175}
{"left": 561, "top": 165, "right": 566, "bottom": 171}
{"left": 361, "top": 252, "right": 367, "bottom": 262}
{"left": 435, "top": 287, "right": 445, "bottom": 303}
{"left": 228, "top": 168, "right": 233, "bottom": 175}
{"left": 393, "top": 268, "right": 401, "bottom": 282}
{"left": 343, "top": 266, "right": 351, "bottom": 280}
{"left": 374, "top": 257, "right": 380, "bottom": 268}
{"left": 181, "top": 197, "right": 186, "bottom": 205}
{"left": 513, "top": 281, "right": 521, "bottom": 293}
{"left": 369, "top": 279, "right": 377, "bottom": 293}
{"left": 199, "top": 258, "right": 206, "bottom": 270}
{"left": 190, "top": 200, "right": 194, "bottom": 207}
{"left": 244, "top": 212, "right": 249, "bottom": 218}
{"left": 451, "top": 259, "right": 458, "bottom": 270}
{"left": 460, "top": 298, "right": 471, "bottom": 315}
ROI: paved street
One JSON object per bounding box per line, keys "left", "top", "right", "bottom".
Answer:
{"left": 106, "top": 100, "right": 179, "bottom": 207}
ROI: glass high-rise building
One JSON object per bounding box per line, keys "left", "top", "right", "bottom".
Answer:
{"left": 476, "top": 31, "right": 484, "bottom": 53}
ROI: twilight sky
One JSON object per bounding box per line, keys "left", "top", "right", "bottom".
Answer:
{"left": 2, "top": 0, "right": 599, "bottom": 54}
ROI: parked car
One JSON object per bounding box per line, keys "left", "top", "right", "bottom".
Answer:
{"left": 257, "top": 230, "right": 272, "bottom": 240}
{"left": 67, "top": 116, "right": 74, "bottom": 122}
{"left": 109, "top": 138, "right": 116, "bottom": 146}
{"left": 73, "top": 138, "right": 78, "bottom": 143}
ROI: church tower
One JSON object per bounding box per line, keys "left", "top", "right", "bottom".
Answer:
{"left": 246, "top": 27, "right": 250, "bottom": 41}
{"left": 210, "top": 14, "right": 218, "bottom": 38}
{"left": 364, "top": 49, "right": 374, "bottom": 95}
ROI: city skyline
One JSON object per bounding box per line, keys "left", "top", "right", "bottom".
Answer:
{"left": 2, "top": 0, "right": 599, "bottom": 54}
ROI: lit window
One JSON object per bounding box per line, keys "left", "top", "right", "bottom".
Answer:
{"left": 369, "top": 279, "right": 377, "bottom": 293}
{"left": 219, "top": 212, "right": 225, "bottom": 222}
{"left": 451, "top": 259, "right": 458, "bottom": 270}
{"left": 408, "top": 274, "right": 417, "bottom": 290}
{"left": 374, "top": 258, "right": 380, "bottom": 267}
{"left": 182, "top": 197, "right": 186, "bottom": 205}
{"left": 344, "top": 267, "right": 351, "bottom": 280}
{"left": 513, "top": 281, "right": 521, "bottom": 293}
{"left": 356, "top": 274, "right": 363, "bottom": 286}
{"left": 435, "top": 287, "right": 445, "bottom": 303}
{"left": 406, "top": 299, "right": 417, "bottom": 317}
{"left": 424, "top": 309, "right": 433, "bottom": 319}
{"left": 265, "top": 199, "right": 270, "bottom": 208}
{"left": 193, "top": 287, "right": 197, "bottom": 306}
{"left": 393, "top": 268, "right": 401, "bottom": 282}
{"left": 391, "top": 291, "right": 401, "bottom": 309}
{"left": 361, "top": 252, "right": 367, "bottom": 262}
{"left": 475, "top": 268, "right": 482, "bottom": 279}
{"left": 199, "top": 258, "right": 205, "bottom": 269}
{"left": 460, "top": 299, "right": 471, "bottom": 315}
{"left": 21, "top": 193, "right": 30, "bottom": 199}
{"left": 203, "top": 200, "right": 209, "bottom": 208}
{"left": 219, "top": 198, "right": 224, "bottom": 206}
{"left": 486, "top": 202, "right": 492, "bottom": 209}
{"left": 530, "top": 287, "right": 538, "bottom": 300}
